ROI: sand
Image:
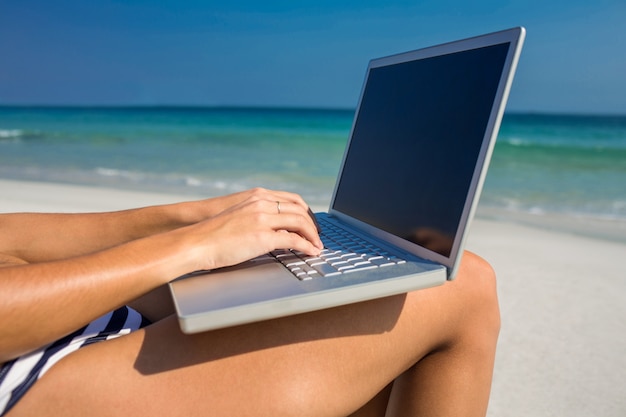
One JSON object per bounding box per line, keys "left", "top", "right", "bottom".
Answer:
{"left": 1, "top": 178, "right": 624, "bottom": 416}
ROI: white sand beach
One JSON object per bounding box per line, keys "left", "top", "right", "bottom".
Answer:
{"left": 1, "top": 178, "right": 625, "bottom": 417}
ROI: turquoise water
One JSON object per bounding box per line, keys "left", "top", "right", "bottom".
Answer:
{"left": 1, "top": 107, "right": 625, "bottom": 222}
{"left": 486, "top": 113, "right": 626, "bottom": 220}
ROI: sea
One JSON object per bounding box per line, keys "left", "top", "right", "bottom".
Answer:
{"left": 1, "top": 106, "right": 625, "bottom": 240}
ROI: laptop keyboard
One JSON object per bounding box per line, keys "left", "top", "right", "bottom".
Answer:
{"left": 270, "top": 217, "right": 406, "bottom": 280}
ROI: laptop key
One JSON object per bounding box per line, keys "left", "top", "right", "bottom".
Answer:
{"left": 343, "top": 264, "right": 378, "bottom": 273}
{"left": 370, "top": 257, "right": 397, "bottom": 267}
{"left": 311, "top": 263, "right": 341, "bottom": 277}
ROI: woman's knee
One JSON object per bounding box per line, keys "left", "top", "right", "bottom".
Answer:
{"left": 456, "top": 251, "right": 500, "bottom": 339}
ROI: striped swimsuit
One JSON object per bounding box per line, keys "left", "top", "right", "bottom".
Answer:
{"left": 0, "top": 306, "right": 151, "bottom": 416}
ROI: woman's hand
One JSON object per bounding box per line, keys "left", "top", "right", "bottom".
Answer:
{"left": 177, "top": 189, "right": 323, "bottom": 272}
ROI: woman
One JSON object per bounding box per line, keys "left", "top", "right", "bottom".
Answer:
{"left": 0, "top": 187, "right": 499, "bottom": 416}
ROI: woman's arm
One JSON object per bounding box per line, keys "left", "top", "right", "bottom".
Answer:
{"left": 0, "top": 205, "right": 188, "bottom": 263}
{"left": 0, "top": 188, "right": 322, "bottom": 363}
{"left": 0, "top": 188, "right": 311, "bottom": 263}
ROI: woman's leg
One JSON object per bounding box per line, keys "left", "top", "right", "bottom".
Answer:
{"left": 384, "top": 252, "right": 500, "bottom": 416}
{"left": 10, "top": 252, "right": 498, "bottom": 417}
{"left": 347, "top": 384, "right": 393, "bottom": 417}
{"left": 348, "top": 252, "right": 500, "bottom": 417}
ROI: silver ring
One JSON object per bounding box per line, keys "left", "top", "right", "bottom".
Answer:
{"left": 276, "top": 201, "right": 281, "bottom": 214}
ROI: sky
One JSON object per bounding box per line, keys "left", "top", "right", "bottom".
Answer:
{"left": 0, "top": 0, "right": 624, "bottom": 114}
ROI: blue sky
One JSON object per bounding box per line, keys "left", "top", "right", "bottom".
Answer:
{"left": 0, "top": 0, "right": 624, "bottom": 114}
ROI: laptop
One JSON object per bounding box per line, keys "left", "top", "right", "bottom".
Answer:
{"left": 170, "top": 27, "right": 526, "bottom": 334}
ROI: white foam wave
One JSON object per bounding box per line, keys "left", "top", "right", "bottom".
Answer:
{"left": 95, "top": 167, "right": 145, "bottom": 181}
{"left": 0, "top": 129, "right": 24, "bottom": 139}
{"left": 185, "top": 176, "right": 202, "bottom": 187}
{"left": 504, "top": 137, "right": 530, "bottom": 146}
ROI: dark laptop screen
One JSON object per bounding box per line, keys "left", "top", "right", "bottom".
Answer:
{"left": 332, "top": 42, "right": 510, "bottom": 257}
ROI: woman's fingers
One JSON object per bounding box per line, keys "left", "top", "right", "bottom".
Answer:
{"left": 266, "top": 202, "right": 323, "bottom": 253}
{"left": 223, "top": 188, "right": 312, "bottom": 216}
{"left": 269, "top": 190, "right": 310, "bottom": 211}
{"left": 256, "top": 199, "right": 323, "bottom": 251}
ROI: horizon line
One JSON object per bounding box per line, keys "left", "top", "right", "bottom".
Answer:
{"left": 0, "top": 103, "right": 624, "bottom": 118}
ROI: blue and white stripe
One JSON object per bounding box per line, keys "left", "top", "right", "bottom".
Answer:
{"left": 0, "top": 306, "right": 149, "bottom": 416}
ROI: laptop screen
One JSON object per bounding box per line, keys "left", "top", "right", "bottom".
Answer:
{"left": 332, "top": 42, "right": 510, "bottom": 258}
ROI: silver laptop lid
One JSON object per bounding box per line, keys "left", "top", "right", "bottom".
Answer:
{"left": 328, "top": 27, "right": 525, "bottom": 279}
